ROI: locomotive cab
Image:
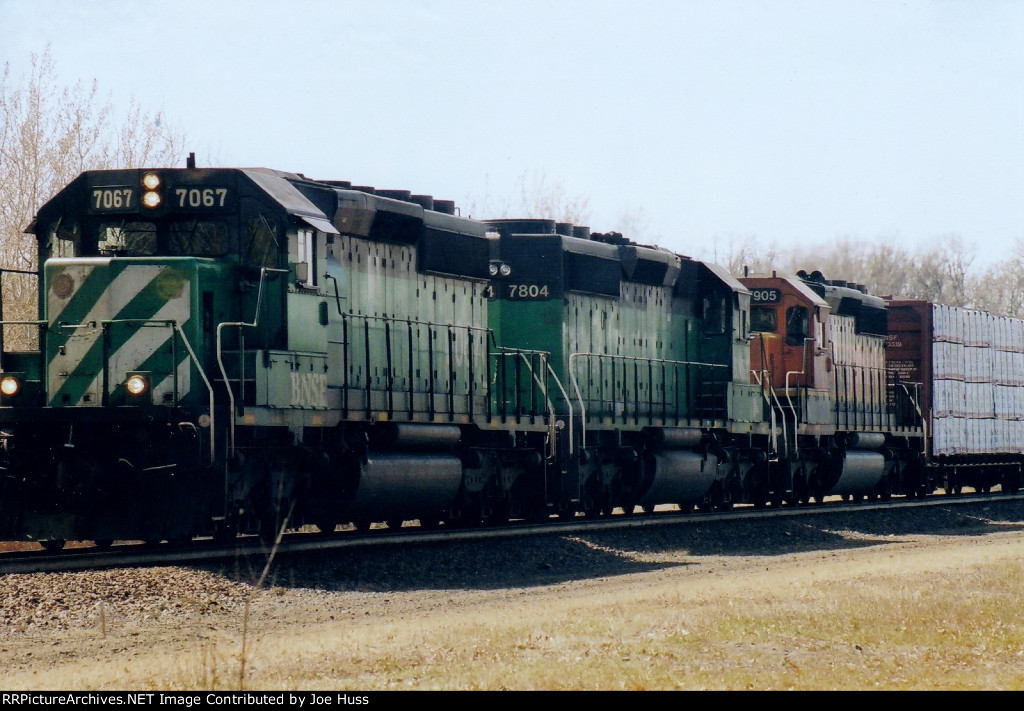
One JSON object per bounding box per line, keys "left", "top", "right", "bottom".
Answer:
{"left": 741, "top": 274, "right": 831, "bottom": 427}
{"left": 744, "top": 278, "right": 827, "bottom": 383}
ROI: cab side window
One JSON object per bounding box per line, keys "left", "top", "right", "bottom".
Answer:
{"left": 702, "top": 293, "right": 727, "bottom": 335}
{"left": 785, "top": 305, "right": 809, "bottom": 346}
{"left": 750, "top": 306, "right": 777, "bottom": 333}
{"left": 295, "top": 228, "right": 316, "bottom": 287}
{"left": 244, "top": 215, "right": 280, "bottom": 269}
{"left": 48, "top": 220, "right": 81, "bottom": 257}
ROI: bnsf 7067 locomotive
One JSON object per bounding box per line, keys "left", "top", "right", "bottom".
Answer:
{"left": 0, "top": 161, "right": 1017, "bottom": 549}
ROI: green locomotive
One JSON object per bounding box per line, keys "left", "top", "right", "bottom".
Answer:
{"left": 0, "top": 161, "right": 930, "bottom": 549}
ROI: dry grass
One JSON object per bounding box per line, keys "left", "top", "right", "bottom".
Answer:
{"left": 230, "top": 555, "right": 1024, "bottom": 691}
{"left": 6, "top": 524, "right": 1023, "bottom": 691}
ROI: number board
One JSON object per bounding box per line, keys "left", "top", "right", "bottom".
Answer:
{"left": 168, "top": 185, "right": 233, "bottom": 210}
{"left": 749, "top": 288, "right": 782, "bottom": 304}
{"left": 485, "top": 282, "right": 554, "bottom": 301}
{"left": 90, "top": 187, "right": 136, "bottom": 213}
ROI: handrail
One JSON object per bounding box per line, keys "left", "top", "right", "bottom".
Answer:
{"left": 543, "top": 363, "right": 571, "bottom": 459}
{"left": 896, "top": 379, "right": 928, "bottom": 459}
{"left": 0, "top": 320, "right": 47, "bottom": 375}
{"left": 493, "top": 346, "right": 567, "bottom": 457}
{"left": 323, "top": 273, "right": 344, "bottom": 315}
{"left": 833, "top": 358, "right": 891, "bottom": 430}
{"left": 784, "top": 369, "right": 803, "bottom": 454}
{"left": 341, "top": 310, "right": 491, "bottom": 333}
{"left": 216, "top": 267, "right": 288, "bottom": 456}
{"left": 174, "top": 323, "right": 217, "bottom": 465}
{"left": 0, "top": 268, "right": 40, "bottom": 355}
{"left": 568, "top": 351, "right": 728, "bottom": 448}
{"left": 767, "top": 375, "right": 788, "bottom": 458}
{"left": 751, "top": 367, "right": 783, "bottom": 457}
{"left": 340, "top": 312, "right": 491, "bottom": 420}
{"left": 101, "top": 318, "right": 216, "bottom": 465}
{"left": 782, "top": 336, "right": 816, "bottom": 454}
{"left": 752, "top": 334, "right": 781, "bottom": 456}
{"left": 1, "top": 313, "right": 216, "bottom": 464}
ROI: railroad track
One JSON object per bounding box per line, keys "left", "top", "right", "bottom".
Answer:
{"left": 4, "top": 491, "right": 1023, "bottom": 575}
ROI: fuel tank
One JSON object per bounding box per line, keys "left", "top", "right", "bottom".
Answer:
{"left": 639, "top": 450, "right": 719, "bottom": 507}
{"left": 346, "top": 453, "right": 462, "bottom": 522}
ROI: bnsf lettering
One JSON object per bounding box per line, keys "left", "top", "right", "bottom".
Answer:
{"left": 174, "top": 187, "right": 229, "bottom": 208}
{"left": 291, "top": 372, "right": 327, "bottom": 408}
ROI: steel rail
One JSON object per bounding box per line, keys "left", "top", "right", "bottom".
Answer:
{"left": 3, "top": 491, "right": 1022, "bottom": 575}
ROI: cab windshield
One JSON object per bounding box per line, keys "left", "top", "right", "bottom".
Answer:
{"left": 51, "top": 219, "right": 231, "bottom": 258}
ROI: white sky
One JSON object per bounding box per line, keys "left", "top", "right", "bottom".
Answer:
{"left": 1, "top": 0, "right": 1022, "bottom": 268}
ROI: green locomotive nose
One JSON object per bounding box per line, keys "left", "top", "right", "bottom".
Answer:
{"left": 45, "top": 257, "right": 199, "bottom": 408}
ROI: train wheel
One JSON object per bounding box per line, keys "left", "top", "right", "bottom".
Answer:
{"left": 93, "top": 540, "right": 113, "bottom": 550}
{"left": 351, "top": 519, "right": 371, "bottom": 531}
{"left": 40, "top": 539, "right": 66, "bottom": 552}
{"left": 751, "top": 490, "right": 769, "bottom": 509}
{"left": 258, "top": 519, "right": 282, "bottom": 545}
{"left": 316, "top": 521, "right": 336, "bottom": 534}
{"left": 386, "top": 520, "right": 403, "bottom": 531}
{"left": 794, "top": 479, "right": 810, "bottom": 506}
{"left": 212, "top": 520, "right": 237, "bottom": 544}
{"left": 877, "top": 477, "right": 892, "bottom": 502}
{"left": 487, "top": 502, "right": 511, "bottom": 525}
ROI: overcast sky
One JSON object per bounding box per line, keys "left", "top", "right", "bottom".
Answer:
{"left": 1, "top": 0, "right": 1021, "bottom": 268}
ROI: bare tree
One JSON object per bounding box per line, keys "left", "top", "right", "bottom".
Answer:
{"left": 791, "top": 236, "right": 915, "bottom": 298}
{"left": 905, "top": 235, "right": 975, "bottom": 307}
{"left": 0, "top": 47, "right": 186, "bottom": 346}
{"left": 705, "top": 234, "right": 789, "bottom": 277}
{"left": 465, "top": 170, "right": 592, "bottom": 227}
{"left": 612, "top": 205, "right": 653, "bottom": 246}
{"left": 469, "top": 175, "right": 1021, "bottom": 318}
{"left": 969, "top": 238, "right": 1024, "bottom": 317}
{"left": 714, "top": 232, "right": 1024, "bottom": 318}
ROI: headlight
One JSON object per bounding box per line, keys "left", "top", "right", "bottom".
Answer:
{"left": 0, "top": 376, "right": 21, "bottom": 397}
{"left": 125, "top": 375, "right": 148, "bottom": 396}
{"left": 141, "top": 172, "right": 162, "bottom": 208}
{"left": 499, "top": 263, "right": 512, "bottom": 277}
